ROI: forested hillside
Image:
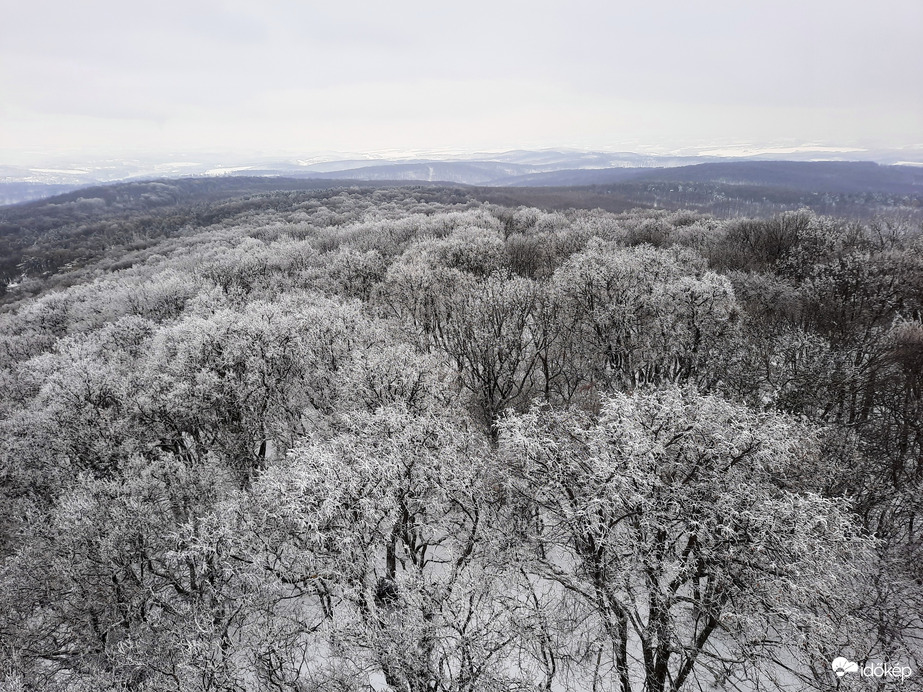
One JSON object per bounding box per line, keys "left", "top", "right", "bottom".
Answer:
{"left": 4, "top": 162, "right": 920, "bottom": 303}
{"left": 0, "top": 187, "right": 921, "bottom": 691}
{"left": 0, "top": 179, "right": 417, "bottom": 300}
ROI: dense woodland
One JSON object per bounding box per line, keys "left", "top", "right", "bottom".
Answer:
{"left": 4, "top": 163, "right": 921, "bottom": 304}
{"left": 0, "top": 186, "right": 921, "bottom": 691}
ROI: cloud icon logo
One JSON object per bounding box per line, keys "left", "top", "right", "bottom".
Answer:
{"left": 832, "top": 657, "right": 859, "bottom": 677}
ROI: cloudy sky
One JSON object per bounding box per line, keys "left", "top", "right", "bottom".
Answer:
{"left": 2, "top": 0, "right": 921, "bottom": 165}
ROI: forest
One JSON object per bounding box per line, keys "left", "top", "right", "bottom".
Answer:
{"left": 0, "top": 185, "right": 921, "bottom": 691}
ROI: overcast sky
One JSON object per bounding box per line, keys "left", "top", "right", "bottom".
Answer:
{"left": 2, "top": 0, "right": 921, "bottom": 165}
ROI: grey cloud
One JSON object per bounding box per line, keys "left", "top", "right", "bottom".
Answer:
{"left": 1, "top": 0, "right": 921, "bottom": 163}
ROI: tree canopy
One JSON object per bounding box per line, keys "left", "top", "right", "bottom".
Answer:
{"left": 1, "top": 189, "right": 920, "bottom": 691}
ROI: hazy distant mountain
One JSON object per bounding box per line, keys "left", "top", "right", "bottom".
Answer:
{"left": 244, "top": 157, "right": 923, "bottom": 190}
{"left": 3, "top": 149, "right": 922, "bottom": 206}
{"left": 0, "top": 182, "right": 86, "bottom": 206}
{"left": 295, "top": 161, "right": 536, "bottom": 185}
{"left": 498, "top": 161, "right": 923, "bottom": 194}
{"left": 496, "top": 168, "right": 648, "bottom": 187}
{"left": 631, "top": 161, "right": 923, "bottom": 195}
{"left": 483, "top": 150, "right": 708, "bottom": 169}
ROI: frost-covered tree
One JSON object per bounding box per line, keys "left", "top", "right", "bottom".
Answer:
{"left": 499, "top": 387, "right": 873, "bottom": 692}
{"left": 250, "top": 405, "right": 523, "bottom": 691}
{"left": 551, "top": 241, "right": 739, "bottom": 392}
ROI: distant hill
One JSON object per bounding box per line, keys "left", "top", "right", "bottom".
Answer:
{"left": 5, "top": 152, "right": 922, "bottom": 205}
{"left": 498, "top": 161, "right": 923, "bottom": 194}
{"left": 634, "top": 161, "right": 923, "bottom": 195}
{"left": 0, "top": 178, "right": 421, "bottom": 300}
{"left": 469, "top": 161, "right": 921, "bottom": 220}
{"left": 295, "top": 161, "right": 535, "bottom": 185}
{"left": 289, "top": 160, "right": 923, "bottom": 199}
{"left": 0, "top": 182, "right": 86, "bottom": 206}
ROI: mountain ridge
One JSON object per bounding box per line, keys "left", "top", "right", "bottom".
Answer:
{"left": 4, "top": 146, "right": 922, "bottom": 205}
{"left": 4, "top": 160, "right": 920, "bottom": 210}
